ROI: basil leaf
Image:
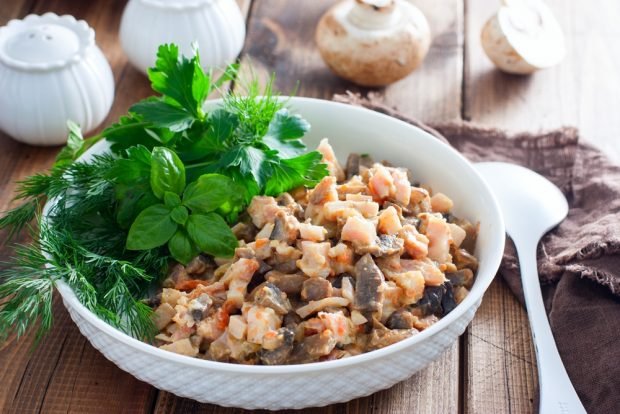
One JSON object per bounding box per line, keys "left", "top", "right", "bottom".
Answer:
{"left": 186, "top": 213, "right": 237, "bottom": 257}
{"left": 126, "top": 204, "right": 177, "bottom": 250}
{"left": 182, "top": 174, "right": 241, "bottom": 214}
{"left": 164, "top": 191, "right": 181, "bottom": 208}
{"left": 170, "top": 206, "right": 188, "bottom": 225}
{"left": 168, "top": 230, "right": 198, "bottom": 265}
{"left": 150, "top": 147, "right": 186, "bottom": 198}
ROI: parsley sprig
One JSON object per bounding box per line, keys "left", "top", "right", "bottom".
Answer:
{"left": 0, "top": 44, "right": 328, "bottom": 344}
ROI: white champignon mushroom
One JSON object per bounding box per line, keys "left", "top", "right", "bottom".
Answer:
{"left": 315, "top": 0, "right": 431, "bottom": 87}
{"left": 481, "top": 0, "right": 565, "bottom": 74}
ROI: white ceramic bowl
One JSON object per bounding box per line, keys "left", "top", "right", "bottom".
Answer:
{"left": 50, "top": 97, "right": 505, "bottom": 410}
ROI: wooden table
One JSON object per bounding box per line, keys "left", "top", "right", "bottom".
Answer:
{"left": 1, "top": 1, "right": 618, "bottom": 413}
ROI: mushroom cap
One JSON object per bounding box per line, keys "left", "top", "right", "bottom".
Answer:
{"left": 315, "top": 0, "right": 431, "bottom": 87}
{"left": 481, "top": 0, "right": 565, "bottom": 74}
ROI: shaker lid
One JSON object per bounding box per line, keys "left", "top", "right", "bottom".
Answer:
{"left": 0, "top": 13, "right": 95, "bottom": 71}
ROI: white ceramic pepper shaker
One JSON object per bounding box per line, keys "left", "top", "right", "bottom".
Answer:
{"left": 0, "top": 13, "right": 114, "bottom": 146}
{"left": 119, "top": 0, "right": 246, "bottom": 74}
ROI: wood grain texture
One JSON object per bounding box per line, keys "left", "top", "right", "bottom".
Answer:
{"left": 464, "top": 279, "right": 537, "bottom": 414}
{"left": 237, "top": 0, "right": 463, "bottom": 122}
{"left": 464, "top": 0, "right": 620, "bottom": 163}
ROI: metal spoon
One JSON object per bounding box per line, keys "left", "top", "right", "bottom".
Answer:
{"left": 475, "top": 162, "right": 586, "bottom": 414}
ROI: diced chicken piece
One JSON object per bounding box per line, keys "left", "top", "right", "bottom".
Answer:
{"left": 220, "top": 258, "right": 260, "bottom": 285}
{"left": 254, "top": 283, "right": 292, "bottom": 315}
{"left": 308, "top": 176, "right": 339, "bottom": 205}
{"left": 197, "top": 315, "right": 225, "bottom": 342}
{"left": 222, "top": 258, "right": 259, "bottom": 308}
{"left": 387, "top": 270, "right": 425, "bottom": 305}
{"left": 153, "top": 303, "right": 176, "bottom": 330}
{"left": 255, "top": 222, "right": 275, "bottom": 239}
{"left": 399, "top": 224, "right": 429, "bottom": 260}
{"left": 448, "top": 223, "right": 467, "bottom": 248}
{"left": 161, "top": 288, "right": 184, "bottom": 307}
{"left": 341, "top": 276, "right": 355, "bottom": 302}
{"left": 187, "top": 293, "right": 212, "bottom": 321}
{"left": 328, "top": 243, "right": 355, "bottom": 274}
{"left": 409, "top": 187, "right": 432, "bottom": 214}
{"left": 368, "top": 329, "right": 416, "bottom": 350}
{"left": 317, "top": 138, "right": 345, "bottom": 182}
{"left": 272, "top": 241, "right": 302, "bottom": 261}
{"left": 296, "top": 297, "right": 351, "bottom": 319}
{"left": 337, "top": 175, "right": 367, "bottom": 197}
{"left": 270, "top": 210, "right": 300, "bottom": 242}
{"left": 390, "top": 168, "right": 412, "bottom": 206}
{"left": 368, "top": 164, "right": 395, "bottom": 201}
{"left": 160, "top": 338, "right": 199, "bottom": 357}
{"left": 323, "top": 199, "right": 379, "bottom": 221}
{"left": 298, "top": 222, "right": 327, "bottom": 241}
{"left": 341, "top": 216, "right": 377, "bottom": 249}
{"left": 378, "top": 206, "right": 402, "bottom": 235}
{"left": 318, "top": 311, "right": 354, "bottom": 344}
{"left": 259, "top": 327, "right": 295, "bottom": 365}
{"left": 353, "top": 254, "right": 385, "bottom": 316}
{"left": 301, "top": 277, "right": 333, "bottom": 301}
{"left": 247, "top": 196, "right": 282, "bottom": 228}
{"left": 266, "top": 271, "right": 307, "bottom": 295}
{"left": 412, "top": 314, "right": 439, "bottom": 330}
{"left": 228, "top": 315, "right": 247, "bottom": 340}
{"left": 381, "top": 281, "right": 403, "bottom": 322}
{"left": 296, "top": 241, "right": 332, "bottom": 278}
{"left": 172, "top": 304, "right": 195, "bottom": 328}
{"left": 227, "top": 334, "right": 261, "bottom": 361}
{"left": 431, "top": 193, "right": 453, "bottom": 213}
{"left": 401, "top": 258, "right": 446, "bottom": 286}
{"left": 246, "top": 305, "right": 282, "bottom": 344}
{"left": 350, "top": 310, "right": 368, "bottom": 325}
{"left": 423, "top": 214, "right": 453, "bottom": 263}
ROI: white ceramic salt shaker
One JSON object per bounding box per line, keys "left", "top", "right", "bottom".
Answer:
{"left": 119, "top": 0, "right": 246, "bottom": 74}
{"left": 0, "top": 13, "right": 114, "bottom": 146}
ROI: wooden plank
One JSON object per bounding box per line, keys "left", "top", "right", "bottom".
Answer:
{"left": 236, "top": 0, "right": 463, "bottom": 123}
{"left": 0, "top": 1, "right": 158, "bottom": 413}
{"left": 464, "top": 0, "right": 620, "bottom": 163}
{"left": 153, "top": 0, "right": 464, "bottom": 412}
{"left": 464, "top": 278, "right": 537, "bottom": 414}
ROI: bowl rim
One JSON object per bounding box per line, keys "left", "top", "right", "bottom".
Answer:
{"left": 50, "top": 96, "right": 505, "bottom": 375}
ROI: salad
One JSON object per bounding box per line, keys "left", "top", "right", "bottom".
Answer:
{"left": 0, "top": 45, "right": 478, "bottom": 365}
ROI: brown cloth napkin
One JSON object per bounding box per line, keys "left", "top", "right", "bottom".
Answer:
{"left": 335, "top": 93, "right": 620, "bottom": 413}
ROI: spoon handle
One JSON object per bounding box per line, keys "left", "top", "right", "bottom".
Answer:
{"left": 515, "top": 239, "right": 587, "bottom": 414}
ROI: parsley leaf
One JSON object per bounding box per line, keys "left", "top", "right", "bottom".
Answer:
{"left": 263, "top": 108, "right": 310, "bottom": 158}
{"left": 130, "top": 99, "right": 196, "bottom": 132}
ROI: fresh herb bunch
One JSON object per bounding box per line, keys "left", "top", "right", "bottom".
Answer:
{"left": 0, "top": 43, "right": 328, "bottom": 344}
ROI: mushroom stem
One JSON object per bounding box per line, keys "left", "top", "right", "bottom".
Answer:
{"left": 348, "top": 0, "right": 398, "bottom": 30}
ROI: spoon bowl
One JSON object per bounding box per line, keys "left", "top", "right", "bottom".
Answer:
{"left": 476, "top": 162, "right": 585, "bottom": 414}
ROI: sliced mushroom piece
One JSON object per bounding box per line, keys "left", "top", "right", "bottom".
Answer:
{"left": 266, "top": 271, "right": 308, "bottom": 295}
{"left": 185, "top": 255, "right": 216, "bottom": 278}
{"left": 162, "top": 264, "right": 190, "bottom": 288}
{"left": 231, "top": 221, "right": 258, "bottom": 243}
{"left": 453, "top": 247, "right": 479, "bottom": 272}
{"left": 446, "top": 268, "right": 474, "bottom": 288}
{"left": 357, "top": 234, "right": 405, "bottom": 257}
{"left": 288, "top": 330, "right": 338, "bottom": 363}
{"left": 386, "top": 309, "right": 415, "bottom": 330}
{"left": 353, "top": 254, "right": 385, "bottom": 316}
{"left": 259, "top": 327, "right": 295, "bottom": 365}
{"left": 254, "top": 283, "right": 292, "bottom": 315}
{"left": 270, "top": 211, "right": 300, "bottom": 243}
{"left": 301, "top": 277, "right": 333, "bottom": 301}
